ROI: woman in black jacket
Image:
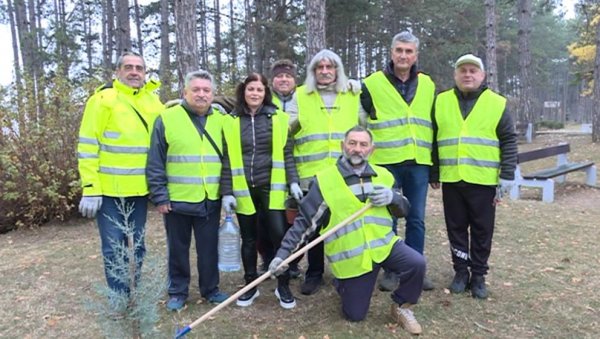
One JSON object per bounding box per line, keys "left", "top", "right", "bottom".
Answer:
{"left": 220, "top": 73, "right": 303, "bottom": 309}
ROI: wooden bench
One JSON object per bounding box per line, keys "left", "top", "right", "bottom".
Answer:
{"left": 509, "top": 143, "right": 597, "bottom": 203}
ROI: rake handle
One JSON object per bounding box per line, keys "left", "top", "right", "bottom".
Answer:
{"left": 175, "top": 203, "right": 373, "bottom": 338}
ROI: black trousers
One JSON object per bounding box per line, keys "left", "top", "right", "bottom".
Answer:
{"left": 164, "top": 208, "right": 220, "bottom": 299}
{"left": 442, "top": 182, "right": 496, "bottom": 276}
{"left": 237, "top": 185, "right": 290, "bottom": 282}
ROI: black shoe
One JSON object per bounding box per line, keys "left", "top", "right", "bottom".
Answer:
{"left": 422, "top": 276, "right": 435, "bottom": 291}
{"left": 449, "top": 271, "right": 470, "bottom": 294}
{"left": 300, "top": 277, "right": 323, "bottom": 295}
{"left": 378, "top": 271, "right": 400, "bottom": 291}
{"left": 275, "top": 284, "right": 296, "bottom": 309}
{"left": 470, "top": 275, "right": 488, "bottom": 299}
{"left": 236, "top": 287, "right": 259, "bottom": 307}
{"left": 289, "top": 263, "right": 302, "bottom": 279}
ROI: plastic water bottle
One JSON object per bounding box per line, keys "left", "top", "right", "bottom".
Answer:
{"left": 218, "top": 214, "right": 241, "bottom": 272}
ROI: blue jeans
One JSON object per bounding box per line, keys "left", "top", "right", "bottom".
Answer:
{"left": 382, "top": 164, "right": 429, "bottom": 255}
{"left": 96, "top": 196, "right": 148, "bottom": 293}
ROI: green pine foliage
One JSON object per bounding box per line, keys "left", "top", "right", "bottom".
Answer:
{"left": 85, "top": 199, "right": 166, "bottom": 338}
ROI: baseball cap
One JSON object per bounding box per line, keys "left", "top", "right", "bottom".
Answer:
{"left": 454, "top": 54, "right": 485, "bottom": 72}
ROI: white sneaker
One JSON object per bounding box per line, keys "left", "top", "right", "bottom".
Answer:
{"left": 391, "top": 303, "right": 422, "bottom": 335}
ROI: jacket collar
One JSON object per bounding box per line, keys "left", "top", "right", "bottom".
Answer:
{"left": 181, "top": 99, "right": 214, "bottom": 116}
{"left": 336, "top": 157, "right": 378, "bottom": 179}
{"left": 454, "top": 85, "right": 488, "bottom": 100}
{"left": 110, "top": 78, "right": 161, "bottom": 96}
{"left": 232, "top": 102, "right": 278, "bottom": 117}
{"left": 385, "top": 61, "right": 418, "bottom": 83}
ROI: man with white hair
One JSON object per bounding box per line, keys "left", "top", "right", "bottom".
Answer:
{"left": 286, "top": 49, "right": 363, "bottom": 295}
{"left": 432, "top": 53, "right": 517, "bottom": 299}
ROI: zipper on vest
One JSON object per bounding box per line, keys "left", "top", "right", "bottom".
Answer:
{"left": 250, "top": 114, "right": 256, "bottom": 187}
{"left": 359, "top": 177, "right": 365, "bottom": 200}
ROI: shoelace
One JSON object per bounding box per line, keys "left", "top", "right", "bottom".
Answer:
{"left": 398, "top": 307, "right": 418, "bottom": 324}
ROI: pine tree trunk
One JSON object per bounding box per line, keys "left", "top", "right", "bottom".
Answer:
{"left": 7, "top": 0, "right": 21, "bottom": 86}
{"left": 103, "top": 0, "right": 115, "bottom": 80}
{"left": 116, "top": 0, "right": 132, "bottom": 54}
{"left": 84, "top": 2, "right": 93, "bottom": 76}
{"left": 199, "top": 0, "right": 208, "bottom": 69}
{"left": 159, "top": 0, "right": 171, "bottom": 102}
{"left": 214, "top": 0, "right": 222, "bottom": 85}
{"left": 517, "top": 0, "right": 533, "bottom": 125}
{"left": 175, "top": 0, "right": 199, "bottom": 89}
{"left": 305, "top": 0, "right": 326, "bottom": 64}
{"left": 229, "top": 1, "right": 238, "bottom": 83}
{"left": 133, "top": 0, "right": 144, "bottom": 57}
{"left": 592, "top": 17, "right": 600, "bottom": 142}
{"left": 485, "top": 0, "right": 498, "bottom": 91}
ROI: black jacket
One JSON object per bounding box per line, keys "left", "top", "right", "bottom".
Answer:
{"left": 430, "top": 86, "right": 518, "bottom": 182}
{"left": 275, "top": 157, "right": 410, "bottom": 260}
{"left": 220, "top": 104, "right": 299, "bottom": 195}
{"left": 146, "top": 101, "right": 222, "bottom": 216}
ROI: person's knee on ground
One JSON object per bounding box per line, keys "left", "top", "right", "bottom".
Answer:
{"left": 342, "top": 307, "right": 368, "bottom": 322}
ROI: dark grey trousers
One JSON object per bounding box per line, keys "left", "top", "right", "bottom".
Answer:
{"left": 333, "top": 240, "right": 425, "bottom": 321}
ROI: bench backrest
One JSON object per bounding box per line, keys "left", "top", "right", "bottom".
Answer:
{"left": 517, "top": 143, "right": 570, "bottom": 164}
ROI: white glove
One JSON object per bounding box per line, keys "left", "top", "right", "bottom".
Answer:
{"left": 289, "top": 182, "right": 304, "bottom": 201}
{"left": 347, "top": 79, "right": 362, "bottom": 95}
{"left": 78, "top": 196, "right": 103, "bottom": 218}
{"left": 498, "top": 179, "right": 515, "bottom": 197}
{"left": 268, "top": 257, "right": 288, "bottom": 277}
{"left": 222, "top": 195, "right": 237, "bottom": 214}
{"left": 369, "top": 185, "right": 393, "bottom": 206}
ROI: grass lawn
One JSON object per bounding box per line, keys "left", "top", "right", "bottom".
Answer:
{"left": 1, "top": 131, "right": 599, "bottom": 338}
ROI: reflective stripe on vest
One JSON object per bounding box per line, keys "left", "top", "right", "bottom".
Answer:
{"left": 294, "top": 86, "right": 359, "bottom": 180}
{"left": 223, "top": 112, "right": 289, "bottom": 215}
{"left": 435, "top": 89, "right": 505, "bottom": 185}
{"left": 317, "top": 164, "right": 398, "bottom": 279}
{"left": 162, "top": 106, "right": 227, "bottom": 202}
{"left": 364, "top": 72, "right": 435, "bottom": 165}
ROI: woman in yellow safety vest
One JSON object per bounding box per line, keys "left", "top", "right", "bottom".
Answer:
{"left": 220, "top": 73, "right": 303, "bottom": 310}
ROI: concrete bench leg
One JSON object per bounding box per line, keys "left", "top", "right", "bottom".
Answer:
{"left": 541, "top": 179, "right": 555, "bottom": 203}
{"left": 509, "top": 183, "right": 520, "bottom": 200}
{"left": 585, "top": 165, "right": 597, "bottom": 186}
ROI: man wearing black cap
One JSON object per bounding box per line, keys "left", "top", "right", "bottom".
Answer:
{"left": 431, "top": 53, "right": 517, "bottom": 299}
{"left": 271, "top": 59, "right": 298, "bottom": 111}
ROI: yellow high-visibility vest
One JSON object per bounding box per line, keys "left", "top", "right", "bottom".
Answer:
{"left": 162, "top": 105, "right": 230, "bottom": 202}
{"left": 435, "top": 89, "right": 506, "bottom": 185}
{"left": 223, "top": 112, "right": 289, "bottom": 215}
{"left": 317, "top": 164, "right": 398, "bottom": 279}
{"left": 294, "top": 86, "right": 359, "bottom": 180}
{"left": 364, "top": 72, "right": 435, "bottom": 165}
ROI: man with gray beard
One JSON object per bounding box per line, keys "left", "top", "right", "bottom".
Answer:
{"left": 286, "top": 49, "right": 363, "bottom": 295}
